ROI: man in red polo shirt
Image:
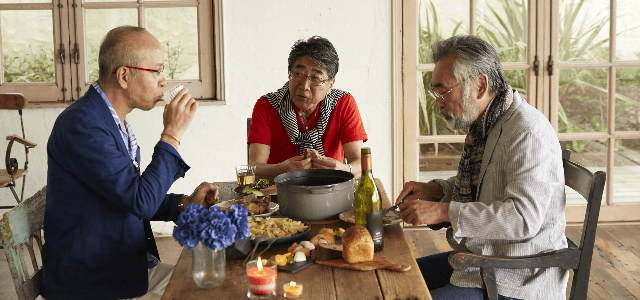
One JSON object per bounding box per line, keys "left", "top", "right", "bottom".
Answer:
{"left": 248, "top": 36, "right": 368, "bottom": 180}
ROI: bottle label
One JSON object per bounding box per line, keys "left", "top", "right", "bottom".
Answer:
{"left": 361, "top": 154, "right": 372, "bottom": 171}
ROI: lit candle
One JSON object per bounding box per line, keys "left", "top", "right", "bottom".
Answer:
{"left": 246, "top": 257, "right": 277, "bottom": 299}
{"left": 283, "top": 281, "right": 303, "bottom": 298}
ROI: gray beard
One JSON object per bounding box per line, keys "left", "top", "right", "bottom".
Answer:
{"left": 439, "top": 83, "right": 480, "bottom": 130}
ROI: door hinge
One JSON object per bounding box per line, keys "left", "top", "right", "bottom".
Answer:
{"left": 534, "top": 55, "right": 540, "bottom": 76}
{"left": 548, "top": 55, "right": 554, "bottom": 76}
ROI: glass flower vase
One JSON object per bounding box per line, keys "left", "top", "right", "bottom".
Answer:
{"left": 191, "top": 242, "right": 226, "bottom": 288}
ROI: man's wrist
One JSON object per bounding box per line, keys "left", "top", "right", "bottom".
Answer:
{"left": 178, "top": 195, "right": 189, "bottom": 212}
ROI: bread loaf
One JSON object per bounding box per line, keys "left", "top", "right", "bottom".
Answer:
{"left": 342, "top": 226, "right": 374, "bottom": 263}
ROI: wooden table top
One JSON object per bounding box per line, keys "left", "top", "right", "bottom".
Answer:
{"left": 162, "top": 179, "right": 432, "bottom": 300}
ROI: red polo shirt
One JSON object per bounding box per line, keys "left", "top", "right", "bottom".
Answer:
{"left": 248, "top": 93, "right": 368, "bottom": 164}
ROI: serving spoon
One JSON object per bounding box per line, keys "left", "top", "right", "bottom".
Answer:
{"left": 243, "top": 235, "right": 268, "bottom": 265}
{"left": 254, "top": 237, "right": 278, "bottom": 259}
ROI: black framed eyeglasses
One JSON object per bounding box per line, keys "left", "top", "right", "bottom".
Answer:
{"left": 289, "top": 71, "right": 331, "bottom": 86}
{"left": 112, "top": 65, "right": 164, "bottom": 75}
{"left": 428, "top": 76, "right": 474, "bottom": 101}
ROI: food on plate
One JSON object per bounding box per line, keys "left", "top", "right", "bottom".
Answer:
{"left": 237, "top": 194, "right": 271, "bottom": 215}
{"left": 248, "top": 216, "right": 309, "bottom": 239}
{"left": 342, "top": 226, "right": 374, "bottom": 263}
{"left": 242, "top": 186, "right": 264, "bottom": 197}
{"left": 335, "top": 228, "right": 345, "bottom": 237}
{"left": 249, "top": 179, "right": 273, "bottom": 190}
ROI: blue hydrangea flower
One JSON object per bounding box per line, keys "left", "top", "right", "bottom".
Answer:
{"left": 173, "top": 202, "right": 251, "bottom": 251}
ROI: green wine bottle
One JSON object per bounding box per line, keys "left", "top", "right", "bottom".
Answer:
{"left": 354, "top": 147, "right": 381, "bottom": 228}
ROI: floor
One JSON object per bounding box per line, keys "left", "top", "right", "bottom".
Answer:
{"left": 2, "top": 226, "right": 639, "bottom": 300}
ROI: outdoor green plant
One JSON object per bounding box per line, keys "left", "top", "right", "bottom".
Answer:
{"left": 3, "top": 46, "right": 55, "bottom": 83}
{"left": 163, "top": 40, "right": 184, "bottom": 80}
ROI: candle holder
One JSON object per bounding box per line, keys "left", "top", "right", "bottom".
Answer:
{"left": 283, "top": 281, "right": 303, "bottom": 298}
{"left": 246, "top": 258, "right": 277, "bottom": 299}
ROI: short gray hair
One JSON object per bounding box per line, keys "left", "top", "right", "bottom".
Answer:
{"left": 431, "top": 35, "right": 509, "bottom": 96}
{"left": 98, "top": 26, "right": 147, "bottom": 83}
{"left": 288, "top": 36, "right": 339, "bottom": 79}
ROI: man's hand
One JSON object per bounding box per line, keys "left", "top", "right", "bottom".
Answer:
{"left": 311, "top": 155, "right": 348, "bottom": 172}
{"left": 282, "top": 155, "right": 312, "bottom": 173}
{"left": 395, "top": 181, "right": 444, "bottom": 205}
{"left": 398, "top": 200, "right": 450, "bottom": 227}
{"left": 162, "top": 88, "right": 198, "bottom": 142}
{"left": 186, "top": 182, "right": 219, "bottom": 208}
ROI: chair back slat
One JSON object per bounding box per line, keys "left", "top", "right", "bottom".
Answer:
{"left": 1, "top": 186, "right": 47, "bottom": 300}
{"left": 0, "top": 94, "right": 28, "bottom": 110}
{"left": 561, "top": 150, "right": 606, "bottom": 300}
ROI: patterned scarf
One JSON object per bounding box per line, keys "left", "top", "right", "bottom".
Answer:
{"left": 453, "top": 87, "right": 513, "bottom": 203}
{"left": 264, "top": 81, "right": 346, "bottom": 156}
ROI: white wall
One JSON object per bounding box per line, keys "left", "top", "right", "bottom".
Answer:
{"left": 0, "top": 0, "right": 394, "bottom": 236}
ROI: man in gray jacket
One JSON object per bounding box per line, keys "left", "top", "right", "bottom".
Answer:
{"left": 397, "top": 35, "right": 567, "bottom": 300}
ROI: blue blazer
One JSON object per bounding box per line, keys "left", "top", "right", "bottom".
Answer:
{"left": 41, "top": 85, "right": 189, "bottom": 300}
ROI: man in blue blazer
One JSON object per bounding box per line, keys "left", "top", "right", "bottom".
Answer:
{"left": 41, "top": 26, "right": 218, "bottom": 299}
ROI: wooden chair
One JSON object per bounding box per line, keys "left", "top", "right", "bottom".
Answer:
{"left": 1, "top": 94, "right": 37, "bottom": 208}
{"left": 448, "top": 149, "right": 606, "bottom": 300}
{"left": 1, "top": 186, "right": 47, "bottom": 300}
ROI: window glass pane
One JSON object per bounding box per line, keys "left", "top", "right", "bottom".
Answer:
{"left": 504, "top": 69, "right": 526, "bottom": 99}
{"left": 85, "top": 9, "right": 137, "bottom": 82}
{"left": 560, "top": 140, "right": 608, "bottom": 205}
{"left": 558, "top": 0, "right": 609, "bottom": 62}
{"left": 419, "top": 143, "right": 463, "bottom": 182}
{"left": 1, "top": 10, "right": 54, "bottom": 83}
{"left": 613, "top": 139, "right": 640, "bottom": 203}
{"left": 418, "top": 0, "right": 469, "bottom": 64}
{"left": 477, "top": 0, "right": 527, "bottom": 63}
{"left": 418, "top": 71, "right": 468, "bottom": 137}
{"left": 616, "top": 0, "right": 640, "bottom": 61}
{"left": 558, "top": 68, "right": 609, "bottom": 133}
{"left": 615, "top": 67, "right": 640, "bottom": 131}
{"left": 145, "top": 7, "right": 199, "bottom": 80}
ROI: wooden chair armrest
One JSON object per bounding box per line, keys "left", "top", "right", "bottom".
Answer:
{"left": 448, "top": 248, "right": 581, "bottom": 271}
{"left": 6, "top": 135, "right": 37, "bottom": 148}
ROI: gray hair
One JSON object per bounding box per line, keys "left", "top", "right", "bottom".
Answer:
{"left": 288, "top": 36, "right": 339, "bottom": 79}
{"left": 431, "top": 35, "right": 509, "bottom": 96}
{"left": 98, "top": 26, "right": 147, "bottom": 83}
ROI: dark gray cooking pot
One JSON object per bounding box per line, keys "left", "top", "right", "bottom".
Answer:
{"left": 275, "top": 169, "right": 354, "bottom": 222}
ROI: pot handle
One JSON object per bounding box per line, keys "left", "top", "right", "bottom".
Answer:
{"left": 308, "top": 185, "right": 336, "bottom": 194}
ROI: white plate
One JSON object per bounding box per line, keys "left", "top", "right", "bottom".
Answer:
{"left": 215, "top": 200, "right": 279, "bottom": 217}
{"left": 339, "top": 209, "right": 402, "bottom": 227}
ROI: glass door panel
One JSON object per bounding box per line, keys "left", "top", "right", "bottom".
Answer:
{"left": 616, "top": 0, "right": 640, "bottom": 61}
{"left": 476, "top": 0, "right": 528, "bottom": 63}
{"left": 557, "top": 68, "right": 609, "bottom": 134}
{"left": 418, "top": 0, "right": 469, "bottom": 64}
{"left": 558, "top": 0, "right": 610, "bottom": 62}
{"left": 613, "top": 138, "right": 640, "bottom": 204}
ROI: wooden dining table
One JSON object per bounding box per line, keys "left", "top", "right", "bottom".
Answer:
{"left": 162, "top": 179, "right": 432, "bottom": 300}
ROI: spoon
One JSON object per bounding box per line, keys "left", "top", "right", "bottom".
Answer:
{"left": 243, "top": 235, "right": 268, "bottom": 265}
{"left": 254, "top": 237, "right": 278, "bottom": 259}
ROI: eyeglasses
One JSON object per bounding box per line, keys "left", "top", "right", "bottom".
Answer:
{"left": 289, "top": 71, "right": 331, "bottom": 86}
{"left": 112, "top": 65, "right": 164, "bottom": 75}
{"left": 428, "top": 76, "right": 474, "bottom": 101}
